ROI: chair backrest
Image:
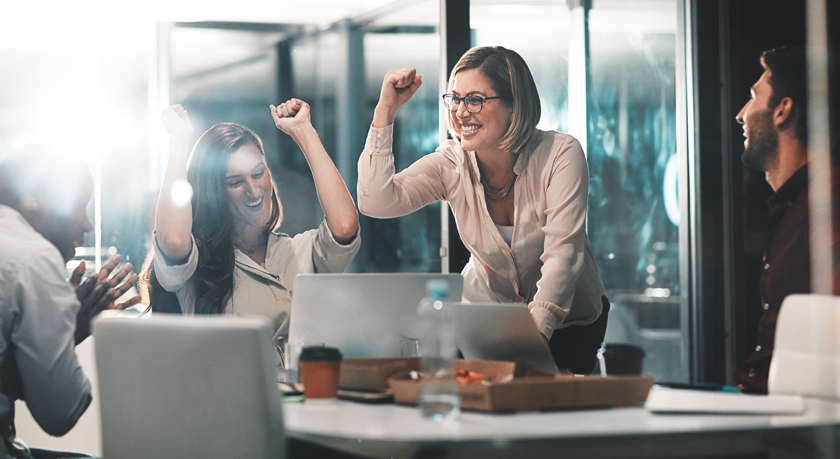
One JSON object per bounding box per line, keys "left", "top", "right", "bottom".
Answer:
{"left": 769, "top": 294, "right": 840, "bottom": 401}
{"left": 93, "top": 314, "right": 284, "bottom": 459}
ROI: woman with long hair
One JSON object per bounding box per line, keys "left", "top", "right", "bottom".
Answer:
{"left": 358, "top": 46, "right": 608, "bottom": 374}
{"left": 144, "top": 99, "right": 360, "bottom": 367}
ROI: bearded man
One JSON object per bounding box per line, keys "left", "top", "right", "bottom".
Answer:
{"left": 734, "top": 46, "right": 840, "bottom": 394}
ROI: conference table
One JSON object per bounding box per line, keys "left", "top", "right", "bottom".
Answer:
{"left": 283, "top": 396, "right": 840, "bottom": 458}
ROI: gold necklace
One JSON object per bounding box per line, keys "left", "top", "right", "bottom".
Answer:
{"left": 481, "top": 175, "right": 515, "bottom": 199}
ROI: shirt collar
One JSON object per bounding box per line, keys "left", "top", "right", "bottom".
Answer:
{"left": 513, "top": 129, "right": 540, "bottom": 175}
{"left": 768, "top": 164, "right": 809, "bottom": 209}
{"left": 233, "top": 232, "right": 288, "bottom": 289}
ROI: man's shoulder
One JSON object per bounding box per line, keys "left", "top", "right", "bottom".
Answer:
{"left": 0, "top": 211, "right": 67, "bottom": 289}
{"left": 0, "top": 221, "right": 62, "bottom": 269}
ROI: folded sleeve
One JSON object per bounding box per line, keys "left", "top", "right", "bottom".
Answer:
{"left": 529, "top": 136, "right": 590, "bottom": 334}
{"left": 357, "top": 124, "right": 452, "bottom": 218}
{"left": 152, "top": 230, "right": 199, "bottom": 293}
{"left": 10, "top": 249, "right": 91, "bottom": 436}
{"left": 292, "top": 218, "right": 361, "bottom": 274}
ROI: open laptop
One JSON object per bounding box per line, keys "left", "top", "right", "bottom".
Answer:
{"left": 289, "top": 273, "right": 463, "bottom": 359}
{"left": 457, "top": 303, "right": 561, "bottom": 374}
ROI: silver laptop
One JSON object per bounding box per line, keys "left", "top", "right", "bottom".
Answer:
{"left": 289, "top": 273, "right": 464, "bottom": 359}
{"left": 457, "top": 303, "right": 560, "bottom": 374}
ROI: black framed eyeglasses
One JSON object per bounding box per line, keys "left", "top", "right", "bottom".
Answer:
{"left": 442, "top": 94, "right": 502, "bottom": 114}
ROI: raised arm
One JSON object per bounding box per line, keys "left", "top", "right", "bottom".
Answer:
{"left": 270, "top": 99, "right": 358, "bottom": 244}
{"left": 372, "top": 68, "right": 422, "bottom": 128}
{"left": 358, "top": 68, "right": 455, "bottom": 218}
{"left": 155, "top": 105, "right": 195, "bottom": 262}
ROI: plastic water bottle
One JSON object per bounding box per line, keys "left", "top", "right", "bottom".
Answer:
{"left": 417, "top": 279, "right": 460, "bottom": 421}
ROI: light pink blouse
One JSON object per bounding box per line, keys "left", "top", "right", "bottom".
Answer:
{"left": 357, "top": 125, "right": 607, "bottom": 338}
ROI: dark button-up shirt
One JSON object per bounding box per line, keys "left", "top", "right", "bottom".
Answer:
{"left": 734, "top": 166, "right": 840, "bottom": 393}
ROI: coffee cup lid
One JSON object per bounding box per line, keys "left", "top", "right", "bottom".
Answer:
{"left": 299, "top": 346, "right": 342, "bottom": 362}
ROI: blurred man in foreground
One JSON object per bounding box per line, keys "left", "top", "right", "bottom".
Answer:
{"left": 0, "top": 145, "right": 139, "bottom": 459}
{"left": 734, "top": 46, "right": 840, "bottom": 393}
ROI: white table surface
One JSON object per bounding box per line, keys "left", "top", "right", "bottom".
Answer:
{"left": 283, "top": 398, "right": 840, "bottom": 458}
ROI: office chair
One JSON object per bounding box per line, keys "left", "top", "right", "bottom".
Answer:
{"left": 769, "top": 294, "right": 840, "bottom": 401}
{"left": 93, "top": 314, "right": 284, "bottom": 459}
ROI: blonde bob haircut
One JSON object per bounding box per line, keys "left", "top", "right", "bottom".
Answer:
{"left": 446, "top": 46, "right": 541, "bottom": 154}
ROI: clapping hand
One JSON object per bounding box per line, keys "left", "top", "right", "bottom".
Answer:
{"left": 71, "top": 255, "right": 141, "bottom": 344}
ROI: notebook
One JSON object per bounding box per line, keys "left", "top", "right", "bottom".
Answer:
{"left": 645, "top": 386, "right": 805, "bottom": 414}
{"left": 288, "top": 273, "right": 464, "bottom": 359}
{"left": 646, "top": 294, "right": 840, "bottom": 415}
{"left": 457, "top": 302, "right": 561, "bottom": 374}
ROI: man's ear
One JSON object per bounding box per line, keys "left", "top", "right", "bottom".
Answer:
{"left": 773, "top": 97, "right": 796, "bottom": 128}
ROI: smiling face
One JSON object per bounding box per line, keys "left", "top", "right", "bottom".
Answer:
{"left": 224, "top": 143, "right": 274, "bottom": 230}
{"left": 736, "top": 70, "right": 780, "bottom": 172}
{"left": 449, "top": 68, "right": 513, "bottom": 155}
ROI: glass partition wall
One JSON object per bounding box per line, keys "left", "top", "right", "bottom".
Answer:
{"left": 588, "top": 0, "right": 682, "bottom": 383}
{"left": 472, "top": 0, "right": 685, "bottom": 382}
{"left": 148, "top": 0, "right": 689, "bottom": 382}
{"left": 283, "top": 2, "right": 442, "bottom": 272}
{"left": 357, "top": 1, "right": 442, "bottom": 273}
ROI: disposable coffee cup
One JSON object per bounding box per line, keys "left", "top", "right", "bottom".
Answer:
{"left": 282, "top": 341, "right": 323, "bottom": 384}
{"left": 299, "top": 346, "right": 343, "bottom": 400}
{"left": 598, "top": 343, "right": 645, "bottom": 376}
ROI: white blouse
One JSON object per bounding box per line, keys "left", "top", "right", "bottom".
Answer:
{"left": 154, "top": 219, "right": 360, "bottom": 367}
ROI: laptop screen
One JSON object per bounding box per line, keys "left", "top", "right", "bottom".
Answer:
{"left": 289, "top": 273, "right": 464, "bottom": 359}
{"left": 457, "top": 302, "right": 560, "bottom": 374}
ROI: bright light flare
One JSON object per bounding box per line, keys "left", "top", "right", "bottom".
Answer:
{"left": 170, "top": 180, "right": 193, "bottom": 208}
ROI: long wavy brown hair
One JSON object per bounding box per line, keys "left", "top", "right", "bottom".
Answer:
{"left": 141, "top": 123, "right": 282, "bottom": 314}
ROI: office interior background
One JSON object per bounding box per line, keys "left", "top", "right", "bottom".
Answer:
{"left": 1, "top": 0, "right": 837, "bottom": 418}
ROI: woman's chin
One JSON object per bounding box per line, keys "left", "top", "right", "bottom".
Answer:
{"left": 459, "top": 134, "right": 483, "bottom": 152}
{"left": 255, "top": 215, "right": 272, "bottom": 229}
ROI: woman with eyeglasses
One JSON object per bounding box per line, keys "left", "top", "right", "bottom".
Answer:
{"left": 358, "top": 46, "right": 609, "bottom": 375}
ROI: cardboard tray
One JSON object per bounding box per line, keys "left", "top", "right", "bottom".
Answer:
{"left": 388, "top": 359, "right": 654, "bottom": 413}
{"left": 339, "top": 357, "right": 420, "bottom": 392}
